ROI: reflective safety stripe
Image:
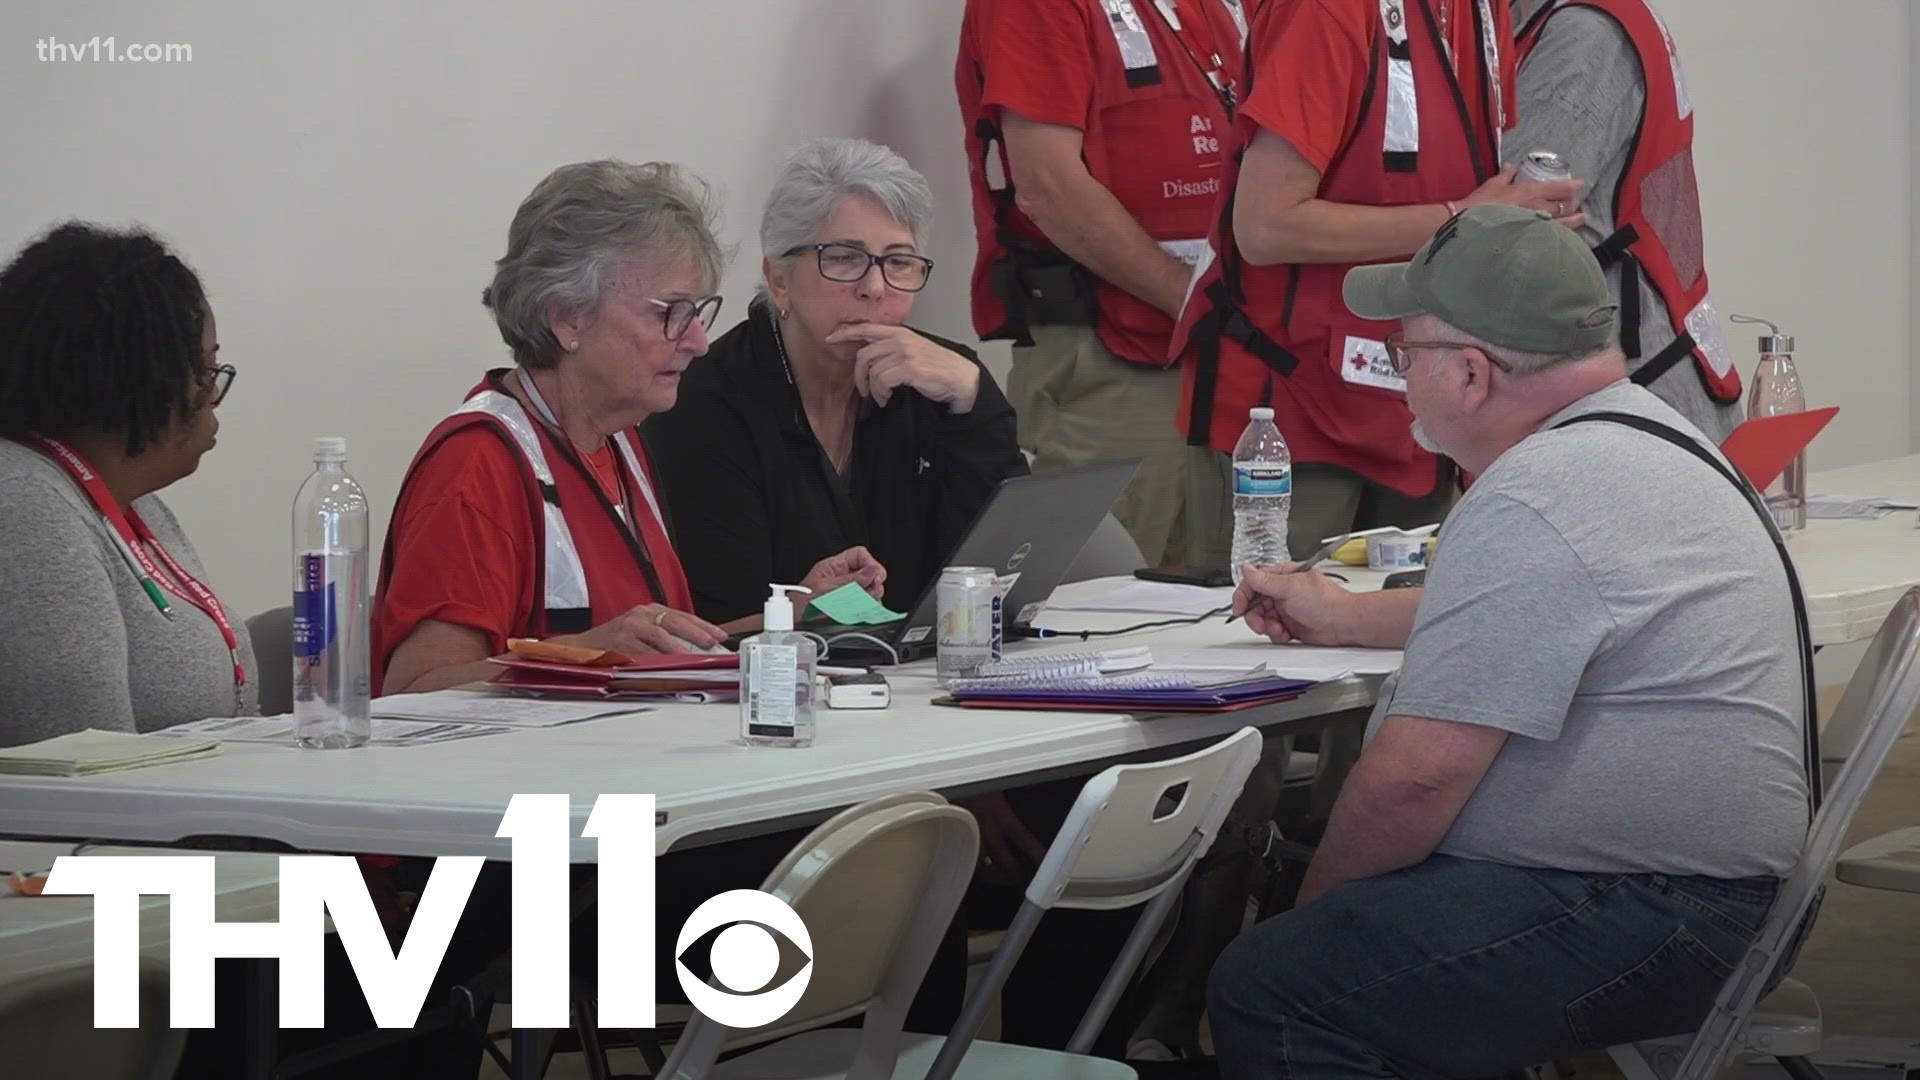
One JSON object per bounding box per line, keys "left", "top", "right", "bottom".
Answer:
{"left": 452, "top": 391, "right": 591, "bottom": 615}
{"left": 1382, "top": 0, "right": 1420, "bottom": 163}
{"left": 1101, "top": 0, "right": 1161, "bottom": 81}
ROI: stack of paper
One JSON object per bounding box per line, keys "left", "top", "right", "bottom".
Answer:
{"left": 1806, "top": 494, "right": 1920, "bottom": 520}
{"left": 0, "top": 729, "right": 220, "bottom": 776}
{"left": 1155, "top": 643, "right": 1404, "bottom": 681}
{"left": 1044, "top": 580, "right": 1235, "bottom": 618}
{"left": 374, "top": 691, "right": 649, "bottom": 727}
{"left": 161, "top": 715, "right": 509, "bottom": 747}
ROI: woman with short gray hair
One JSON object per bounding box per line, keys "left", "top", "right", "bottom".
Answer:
{"left": 373, "top": 159, "right": 736, "bottom": 695}
{"left": 649, "top": 137, "right": 1027, "bottom": 625}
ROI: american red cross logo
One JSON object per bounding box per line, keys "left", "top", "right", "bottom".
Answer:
{"left": 1350, "top": 353, "right": 1368, "bottom": 371}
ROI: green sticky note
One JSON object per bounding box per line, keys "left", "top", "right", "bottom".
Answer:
{"left": 806, "top": 582, "right": 906, "bottom": 626}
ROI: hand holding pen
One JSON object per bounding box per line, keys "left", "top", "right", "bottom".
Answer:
{"left": 1228, "top": 563, "right": 1359, "bottom": 646}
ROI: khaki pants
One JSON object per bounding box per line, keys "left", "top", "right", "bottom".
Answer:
{"left": 1009, "top": 325, "right": 1188, "bottom": 567}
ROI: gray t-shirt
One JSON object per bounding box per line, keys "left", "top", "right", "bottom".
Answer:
{"left": 1509, "top": 2, "right": 1741, "bottom": 444}
{"left": 0, "top": 439, "right": 256, "bottom": 747}
{"left": 1372, "top": 381, "right": 1808, "bottom": 878}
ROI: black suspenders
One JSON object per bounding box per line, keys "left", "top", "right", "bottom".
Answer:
{"left": 1552, "top": 411, "right": 1822, "bottom": 815}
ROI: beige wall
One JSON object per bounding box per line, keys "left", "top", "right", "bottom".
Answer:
{"left": 0, "top": 0, "right": 1910, "bottom": 619}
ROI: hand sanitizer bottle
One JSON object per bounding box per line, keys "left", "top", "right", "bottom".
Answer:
{"left": 740, "top": 584, "right": 816, "bottom": 747}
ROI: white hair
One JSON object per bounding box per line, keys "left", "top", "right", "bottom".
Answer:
{"left": 758, "top": 137, "right": 933, "bottom": 297}
{"left": 483, "top": 160, "right": 726, "bottom": 369}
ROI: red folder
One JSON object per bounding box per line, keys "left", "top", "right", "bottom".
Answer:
{"left": 1719, "top": 407, "right": 1838, "bottom": 490}
{"left": 489, "top": 652, "right": 737, "bottom": 683}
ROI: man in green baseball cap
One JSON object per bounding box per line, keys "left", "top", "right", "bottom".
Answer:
{"left": 1339, "top": 202, "right": 1624, "bottom": 475}
{"left": 1209, "top": 202, "right": 1810, "bottom": 1079}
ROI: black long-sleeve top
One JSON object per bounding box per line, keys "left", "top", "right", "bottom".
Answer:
{"left": 645, "top": 302, "right": 1029, "bottom": 624}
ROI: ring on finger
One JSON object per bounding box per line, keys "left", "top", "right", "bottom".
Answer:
{"left": 654, "top": 609, "right": 669, "bottom": 627}
{"left": 1555, "top": 200, "right": 1565, "bottom": 216}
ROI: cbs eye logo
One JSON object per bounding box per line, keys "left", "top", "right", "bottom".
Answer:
{"left": 674, "top": 890, "right": 814, "bottom": 1027}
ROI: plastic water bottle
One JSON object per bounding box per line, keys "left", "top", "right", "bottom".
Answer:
{"left": 292, "top": 436, "right": 371, "bottom": 748}
{"left": 1738, "top": 315, "right": 1807, "bottom": 531}
{"left": 1230, "top": 407, "right": 1292, "bottom": 583}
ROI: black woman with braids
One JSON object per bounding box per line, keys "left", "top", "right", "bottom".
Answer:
{"left": 0, "top": 222, "right": 257, "bottom": 746}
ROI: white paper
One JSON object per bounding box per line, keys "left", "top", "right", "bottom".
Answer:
{"left": 1805, "top": 495, "right": 1908, "bottom": 520}
{"left": 1155, "top": 642, "right": 1403, "bottom": 680}
{"left": 1045, "top": 580, "right": 1236, "bottom": 618}
{"left": 160, "top": 715, "right": 509, "bottom": 746}
{"left": 372, "top": 691, "right": 649, "bottom": 727}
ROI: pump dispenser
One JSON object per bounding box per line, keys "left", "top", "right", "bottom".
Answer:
{"left": 740, "top": 584, "right": 816, "bottom": 747}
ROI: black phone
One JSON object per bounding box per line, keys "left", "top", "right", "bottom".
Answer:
{"left": 1133, "top": 566, "right": 1235, "bottom": 588}
{"left": 1383, "top": 569, "right": 1427, "bottom": 590}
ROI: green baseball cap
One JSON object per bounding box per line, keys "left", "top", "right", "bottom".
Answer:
{"left": 1343, "top": 204, "right": 1618, "bottom": 354}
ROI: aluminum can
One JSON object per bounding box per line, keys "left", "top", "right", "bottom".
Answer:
{"left": 1516, "top": 150, "right": 1571, "bottom": 184}
{"left": 936, "top": 566, "right": 1001, "bottom": 685}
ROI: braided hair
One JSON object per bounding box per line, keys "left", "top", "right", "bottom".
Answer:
{"left": 0, "top": 222, "right": 209, "bottom": 457}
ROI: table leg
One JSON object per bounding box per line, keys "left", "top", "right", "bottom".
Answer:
{"left": 246, "top": 958, "right": 279, "bottom": 1080}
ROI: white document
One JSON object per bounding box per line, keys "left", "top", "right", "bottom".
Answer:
{"left": 372, "top": 691, "right": 649, "bottom": 727}
{"left": 1155, "top": 642, "right": 1403, "bottom": 681}
{"left": 1805, "top": 494, "right": 1920, "bottom": 520}
{"left": 1046, "top": 580, "right": 1236, "bottom": 618}
{"left": 160, "top": 715, "right": 510, "bottom": 746}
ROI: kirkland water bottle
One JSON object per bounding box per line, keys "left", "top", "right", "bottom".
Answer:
{"left": 1230, "top": 407, "right": 1292, "bottom": 583}
{"left": 292, "top": 436, "right": 371, "bottom": 748}
{"left": 1737, "top": 315, "right": 1807, "bottom": 531}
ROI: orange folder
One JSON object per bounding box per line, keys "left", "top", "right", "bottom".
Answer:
{"left": 1719, "top": 407, "right": 1839, "bottom": 490}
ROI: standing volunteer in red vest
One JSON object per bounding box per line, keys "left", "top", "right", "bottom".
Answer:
{"left": 1170, "top": 0, "right": 1584, "bottom": 567}
{"left": 1513, "top": 0, "right": 1741, "bottom": 442}
{"left": 374, "top": 160, "right": 886, "bottom": 696}
{"left": 957, "top": 0, "right": 1248, "bottom": 567}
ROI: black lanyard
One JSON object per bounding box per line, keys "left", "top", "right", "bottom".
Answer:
{"left": 507, "top": 370, "right": 668, "bottom": 603}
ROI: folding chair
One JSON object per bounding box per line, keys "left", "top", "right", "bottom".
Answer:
{"left": 679, "top": 727, "right": 1264, "bottom": 1080}
{"left": 0, "top": 961, "right": 184, "bottom": 1080}
{"left": 658, "top": 792, "right": 979, "bottom": 1079}
{"left": 1608, "top": 587, "right": 1920, "bottom": 1080}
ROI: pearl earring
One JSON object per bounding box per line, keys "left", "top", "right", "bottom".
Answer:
{"left": 568, "top": 340, "right": 580, "bottom": 352}
{"left": 778, "top": 308, "right": 790, "bottom": 321}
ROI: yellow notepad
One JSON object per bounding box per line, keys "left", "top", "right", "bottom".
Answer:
{"left": 0, "top": 728, "right": 221, "bottom": 777}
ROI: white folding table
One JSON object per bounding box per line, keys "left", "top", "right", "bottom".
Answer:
{"left": 1797, "top": 454, "right": 1920, "bottom": 646}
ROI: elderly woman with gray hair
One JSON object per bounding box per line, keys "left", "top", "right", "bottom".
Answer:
{"left": 649, "top": 136, "right": 1027, "bottom": 625}
{"left": 375, "top": 159, "right": 880, "bottom": 694}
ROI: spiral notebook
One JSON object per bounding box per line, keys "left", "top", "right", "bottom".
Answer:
{"left": 947, "top": 646, "right": 1314, "bottom": 712}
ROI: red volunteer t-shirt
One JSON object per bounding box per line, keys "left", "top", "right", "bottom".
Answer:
{"left": 373, "top": 426, "right": 557, "bottom": 693}
{"left": 1241, "top": 0, "right": 1517, "bottom": 175}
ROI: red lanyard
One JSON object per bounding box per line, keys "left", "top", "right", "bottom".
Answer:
{"left": 1152, "top": 0, "right": 1237, "bottom": 111}
{"left": 32, "top": 437, "right": 247, "bottom": 688}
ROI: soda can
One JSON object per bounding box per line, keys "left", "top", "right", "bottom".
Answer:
{"left": 1516, "top": 150, "right": 1571, "bottom": 185}
{"left": 937, "top": 566, "right": 1002, "bottom": 686}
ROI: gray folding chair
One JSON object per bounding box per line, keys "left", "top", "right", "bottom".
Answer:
{"left": 0, "top": 962, "right": 184, "bottom": 1080}
{"left": 1608, "top": 586, "right": 1920, "bottom": 1080}
{"left": 246, "top": 605, "right": 294, "bottom": 715}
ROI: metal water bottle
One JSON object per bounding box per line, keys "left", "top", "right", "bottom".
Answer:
{"left": 1736, "top": 315, "right": 1807, "bottom": 532}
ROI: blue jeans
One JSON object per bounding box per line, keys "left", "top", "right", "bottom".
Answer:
{"left": 1207, "top": 856, "right": 1781, "bottom": 1079}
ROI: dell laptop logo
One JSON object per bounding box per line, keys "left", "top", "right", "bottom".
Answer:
{"left": 1007, "top": 543, "right": 1032, "bottom": 571}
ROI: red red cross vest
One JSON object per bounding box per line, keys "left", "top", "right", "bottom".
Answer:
{"left": 1519, "top": 0, "right": 1740, "bottom": 404}
{"left": 959, "top": 0, "right": 1247, "bottom": 365}
{"left": 376, "top": 373, "right": 693, "bottom": 645}
{"left": 1171, "top": 0, "right": 1502, "bottom": 496}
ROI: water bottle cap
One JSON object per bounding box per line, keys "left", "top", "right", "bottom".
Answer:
{"left": 312, "top": 436, "right": 348, "bottom": 462}
{"left": 1249, "top": 407, "right": 1274, "bottom": 421}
